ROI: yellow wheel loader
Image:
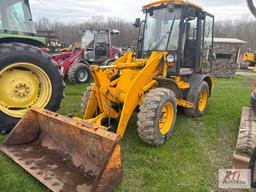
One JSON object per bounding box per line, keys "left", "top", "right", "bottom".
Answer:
{"left": 1, "top": 0, "right": 215, "bottom": 191}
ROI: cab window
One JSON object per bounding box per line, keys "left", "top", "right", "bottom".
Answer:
{"left": 201, "top": 15, "right": 214, "bottom": 73}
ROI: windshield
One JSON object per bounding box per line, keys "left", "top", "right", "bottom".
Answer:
{"left": 81, "top": 30, "right": 97, "bottom": 49}
{"left": 0, "top": 0, "right": 36, "bottom": 34}
{"left": 143, "top": 7, "right": 182, "bottom": 51}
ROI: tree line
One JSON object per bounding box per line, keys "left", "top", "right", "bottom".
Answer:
{"left": 35, "top": 17, "right": 138, "bottom": 48}
{"left": 35, "top": 16, "right": 256, "bottom": 49}
{"left": 215, "top": 18, "right": 256, "bottom": 49}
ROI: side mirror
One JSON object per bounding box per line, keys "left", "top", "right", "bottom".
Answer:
{"left": 133, "top": 18, "right": 141, "bottom": 28}
{"left": 197, "top": 12, "right": 205, "bottom": 20}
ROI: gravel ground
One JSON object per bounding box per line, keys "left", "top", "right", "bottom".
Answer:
{"left": 236, "top": 69, "right": 256, "bottom": 77}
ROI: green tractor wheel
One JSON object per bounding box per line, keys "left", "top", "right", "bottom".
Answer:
{"left": 0, "top": 43, "right": 65, "bottom": 133}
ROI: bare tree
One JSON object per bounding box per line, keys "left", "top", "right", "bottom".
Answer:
{"left": 35, "top": 16, "right": 256, "bottom": 50}
{"left": 35, "top": 16, "right": 138, "bottom": 47}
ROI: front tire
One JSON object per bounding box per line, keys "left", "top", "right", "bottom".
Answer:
{"left": 68, "top": 62, "right": 91, "bottom": 84}
{"left": 0, "top": 43, "right": 64, "bottom": 133}
{"left": 137, "top": 88, "right": 177, "bottom": 146}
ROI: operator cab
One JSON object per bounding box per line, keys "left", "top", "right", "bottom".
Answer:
{"left": 136, "top": 0, "right": 214, "bottom": 75}
{"left": 81, "top": 28, "right": 120, "bottom": 63}
{"left": 0, "top": 0, "right": 36, "bottom": 34}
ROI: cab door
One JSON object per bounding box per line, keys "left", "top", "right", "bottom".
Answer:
{"left": 182, "top": 7, "right": 202, "bottom": 72}
{"left": 201, "top": 14, "right": 214, "bottom": 73}
{"left": 183, "top": 15, "right": 198, "bottom": 69}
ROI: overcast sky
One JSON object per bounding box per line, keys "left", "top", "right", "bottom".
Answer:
{"left": 30, "top": 0, "right": 253, "bottom": 23}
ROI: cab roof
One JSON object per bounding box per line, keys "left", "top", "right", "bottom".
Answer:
{"left": 142, "top": 0, "right": 203, "bottom": 11}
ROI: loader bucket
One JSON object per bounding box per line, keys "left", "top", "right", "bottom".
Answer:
{"left": 0, "top": 108, "right": 122, "bottom": 192}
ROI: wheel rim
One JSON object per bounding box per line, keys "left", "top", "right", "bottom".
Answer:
{"left": 159, "top": 102, "right": 174, "bottom": 135}
{"left": 77, "top": 69, "right": 88, "bottom": 82}
{"left": 198, "top": 89, "right": 208, "bottom": 112}
{"left": 0, "top": 62, "right": 52, "bottom": 118}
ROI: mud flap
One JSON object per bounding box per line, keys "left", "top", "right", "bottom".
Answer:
{"left": 0, "top": 108, "right": 122, "bottom": 192}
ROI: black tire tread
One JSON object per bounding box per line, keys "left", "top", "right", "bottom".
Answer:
{"left": 68, "top": 62, "right": 91, "bottom": 84}
{"left": 80, "top": 85, "right": 94, "bottom": 113}
{"left": 137, "top": 88, "right": 177, "bottom": 146}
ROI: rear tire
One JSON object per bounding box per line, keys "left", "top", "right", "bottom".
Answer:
{"left": 68, "top": 62, "right": 91, "bottom": 84}
{"left": 0, "top": 43, "right": 64, "bottom": 133}
{"left": 137, "top": 88, "right": 177, "bottom": 146}
{"left": 184, "top": 81, "right": 209, "bottom": 117}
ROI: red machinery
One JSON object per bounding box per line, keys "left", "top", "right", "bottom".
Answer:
{"left": 53, "top": 28, "right": 122, "bottom": 83}
{"left": 52, "top": 50, "right": 73, "bottom": 64}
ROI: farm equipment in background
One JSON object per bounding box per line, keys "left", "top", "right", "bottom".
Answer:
{"left": 51, "top": 43, "right": 81, "bottom": 66}
{"left": 0, "top": 0, "right": 64, "bottom": 133}
{"left": 241, "top": 50, "right": 256, "bottom": 71}
{"left": 37, "top": 30, "right": 70, "bottom": 53}
{"left": 53, "top": 28, "right": 123, "bottom": 83}
{"left": 1, "top": 1, "right": 215, "bottom": 191}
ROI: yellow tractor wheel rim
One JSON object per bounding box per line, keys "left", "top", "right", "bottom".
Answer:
{"left": 198, "top": 89, "right": 208, "bottom": 112}
{"left": 159, "top": 102, "right": 174, "bottom": 135}
{"left": 0, "top": 63, "right": 52, "bottom": 118}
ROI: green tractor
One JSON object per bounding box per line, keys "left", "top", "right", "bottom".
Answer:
{"left": 0, "top": 0, "right": 64, "bottom": 133}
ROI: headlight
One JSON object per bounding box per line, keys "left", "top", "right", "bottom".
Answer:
{"left": 166, "top": 54, "right": 175, "bottom": 63}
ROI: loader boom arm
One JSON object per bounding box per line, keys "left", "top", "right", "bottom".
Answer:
{"left": 85, "top": 51, "right": 166, "bottom": 137}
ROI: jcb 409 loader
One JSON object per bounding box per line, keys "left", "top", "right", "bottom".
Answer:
{"left": 1, "top": 1, "right": 215, "bottom": 191}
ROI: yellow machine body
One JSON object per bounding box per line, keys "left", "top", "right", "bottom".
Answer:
{"left": 243, "top": 52, "right": 255, "bottom": 63}
{"left": 84, "top": 51, "right": 208, "bottom": 138}
{"left": 1, "top": 1, "right": 214, "bottom": 191}
{"left": 242, "top": 51, "right": 256, "bottom": 72}
{"left": 143, "top": 0, "right": 203, "bottom": 10}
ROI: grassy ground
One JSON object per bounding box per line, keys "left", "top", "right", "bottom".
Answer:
{"left": 0, "top": 75, "right": 255, "bottom": 192}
